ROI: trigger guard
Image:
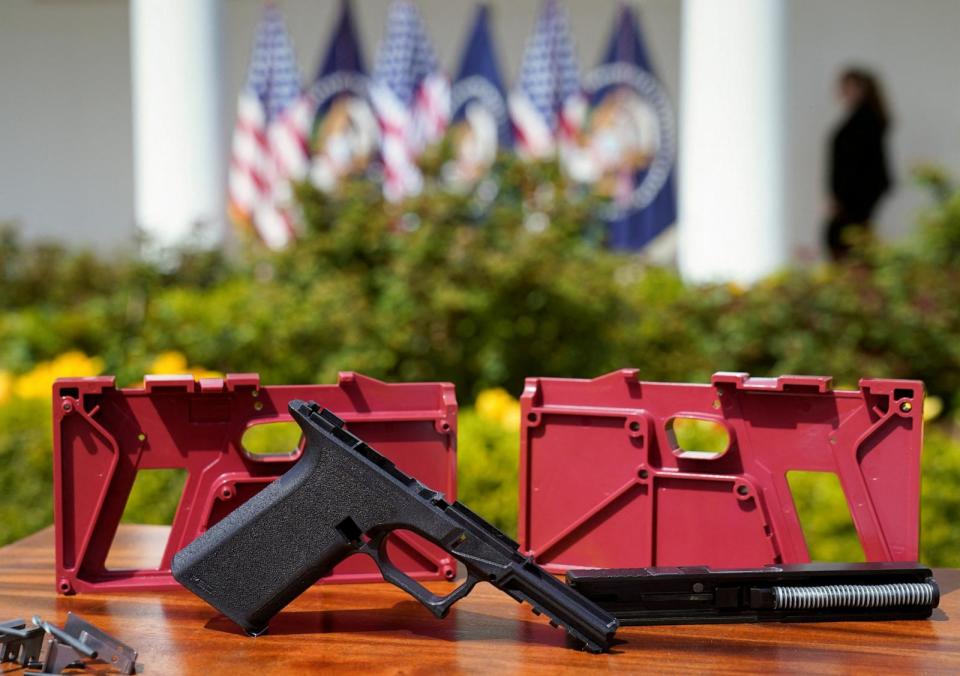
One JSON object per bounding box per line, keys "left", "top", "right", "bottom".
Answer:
{"left": 362, "top": 531, "right": 479, "bottom": 619}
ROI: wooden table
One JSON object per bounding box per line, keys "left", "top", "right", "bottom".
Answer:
{"left": 1, "top": 526, "right": 957, "bottom": 674}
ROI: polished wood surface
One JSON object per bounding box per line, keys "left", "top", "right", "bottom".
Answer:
{"left": 1, "top": 526, "right": 957, "bottom": 674}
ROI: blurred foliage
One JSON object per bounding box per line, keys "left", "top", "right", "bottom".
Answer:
{"left": 0, "top": 398, "right": 52, "bottom": 544}
{"left": 786, "top": 471, "right": 865, "bottom": 562}
{"left": 121, "top": 469, "right": 187, "bottom": 526}
{"left": 241, "top": 421, "right": 302, "bottom": 456}
{"left": 917, "top": 426, "right": 960, "bottom": 564}
{"left": 458, "top": 389, "right": 521, "bottom": 536}
{"left": 670, "top": 417, "right": 730, "bottom": 456}
{"left": 1, "top": 159, "right": 960, "bottom": 565}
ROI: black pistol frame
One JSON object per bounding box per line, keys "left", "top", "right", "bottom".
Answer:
{"left": 173, "top": 401, "right": 617, "bottom": 652}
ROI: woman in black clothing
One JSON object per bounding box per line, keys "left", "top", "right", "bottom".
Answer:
{"left": 826, "top": 68, "right": 892, "bottom": 260}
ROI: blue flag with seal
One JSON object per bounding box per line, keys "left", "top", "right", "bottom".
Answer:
{"left": 316, "top": 0, "right": 365, "bottom": 83}
{"left": 581, "top": 4, "right": 677, "bottom": 250}
{"left": 308, "top": 0, "right": 378, "bottom": 192}
{"left": 446, "top": 4, "right": 510, "bottom": 185}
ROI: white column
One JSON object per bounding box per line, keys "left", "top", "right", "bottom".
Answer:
{"left": 130, "top": 0, "right": 225, "bottom": 254}
{"left": 678, "top": 0, "right": 786, "bottom": 284}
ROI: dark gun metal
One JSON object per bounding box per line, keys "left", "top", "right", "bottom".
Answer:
{"left": 0, "top": 619, "right": 44, "bottom": 666}
{"left": 23, "top": 613, "right": 137, "bottom": 675}
{"left": 172, "top": 401, "right": 617, "bottom": 652}
{"left": 566, "top": 562, "right": 939, "bottom": 625}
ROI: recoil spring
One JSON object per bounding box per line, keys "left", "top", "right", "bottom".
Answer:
{"left": 772, "top": 582, "right": 937, "bottom": 610}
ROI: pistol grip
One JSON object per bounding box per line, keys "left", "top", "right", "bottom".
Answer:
{"left": 171, "top": 439, "right": 355, "bottom": 634}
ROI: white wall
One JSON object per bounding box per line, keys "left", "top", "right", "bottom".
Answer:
{"left": 0, "top": 0, "right": 133, "bottom": 250}
{"left": 1, "top": 0, "right": 958, "bottom": 262}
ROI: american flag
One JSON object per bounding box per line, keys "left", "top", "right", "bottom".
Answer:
{"left": 228, "top": 4, "right": 312, "bottom": 249}
{"left": 370, "top": 0, "right": 449, "bottom": 202}
{"left": 509, "top": 0, "right": 583, "bottom": 159}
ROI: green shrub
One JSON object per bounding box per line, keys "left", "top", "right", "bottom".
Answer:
{"left": 919, "top": 426, "right": 960, "bottom": 565}
{"left": 3, "top": 164, "right": 960, "bottom": 565}
{"left": 0, "top": 398, "right": 53, "bottom": 544}
{"left": 6, "top": 163, "right": 960, "bottom": 405}
{"left": 121, "top": 469, "right": 187, "bottom": 526}
{"left": 787, "top": 471, "right": 867, "bottom": 562}
{"left": 457, "top": 406, "right": 520, "bottom": 537}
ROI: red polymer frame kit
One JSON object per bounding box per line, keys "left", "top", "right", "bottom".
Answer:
{"left": 53, "top": 372, "right": 457, "bottom": 593}
{"left": 519, "top": 369, "right": 924, "bottom": 572}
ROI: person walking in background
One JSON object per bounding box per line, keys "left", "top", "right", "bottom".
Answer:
{"left": 826, "top": 68, "right": 892, "bottom": 259}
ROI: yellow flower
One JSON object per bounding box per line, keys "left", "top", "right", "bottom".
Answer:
{"left": 475, "top": 388, "right": 521, "bottom": 430}
{"left": 148, "top": 351, "right": 189, "bottom": 375}
{"left": 476, "top": 388, "right": 511, "bottom": 420}
{"left": 500, "top": 401, "right": 521, "bottom": 430}
{"left": 147, "top": 350, "right": 221, "bottom": 381}
{"left": 0, "top": 371, "right": 11, "bottom": 406}
{"left": 924, "top": 395, "right": 943, "bottom": 422}
{"left": 13, "top": 351, "right": 104, "bottom": 400}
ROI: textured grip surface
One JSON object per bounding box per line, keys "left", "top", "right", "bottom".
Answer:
{"left": 171, "top": 413, "right": 355, "bottom": 633}
{"left": 170, "top": 468, "right": 349, "bottom": 633}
